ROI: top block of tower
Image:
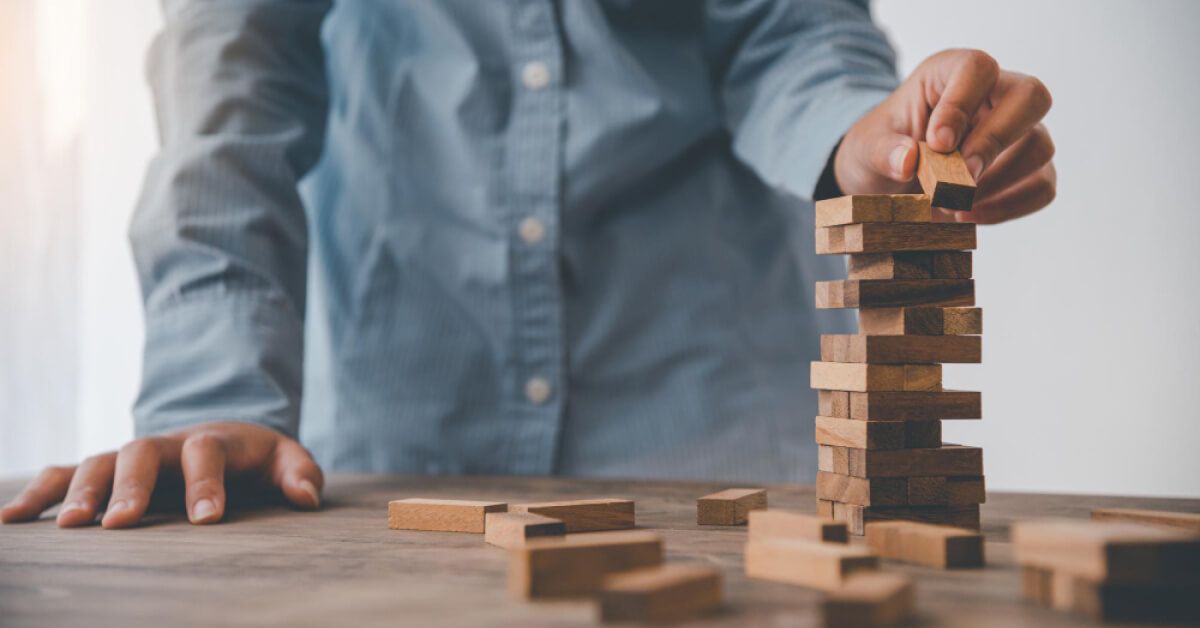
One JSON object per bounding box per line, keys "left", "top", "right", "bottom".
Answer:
{"left": 917, "top": 142, "right": 976, "bottom": 211}
{"left": 815, "top": 194, "right": 933, "bottom": 227}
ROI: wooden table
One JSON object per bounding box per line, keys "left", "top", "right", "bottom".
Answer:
{"left": 1, "top": 475, "right": 1196, "bottom": 627}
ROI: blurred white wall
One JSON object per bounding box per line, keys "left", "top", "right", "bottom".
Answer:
{"left": 1, "top": 0, "right": 1197, "bottom": 498}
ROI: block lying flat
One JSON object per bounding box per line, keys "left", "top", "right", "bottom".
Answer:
{"left": 1090, "top": 508, "right": 1200, "bottom": 534}
{"left": 816, "top": 416, "right": 942, "bottom": 450}
{"left": 508, "top": 531, "right": 663, "bottom": 598}
{"left": 745, "top": 538, "right": 877, "bottom": 591}
{"left": 510, "top": 499, "right": 634, "bottom": 532}
{"left": 749, "top": 509, "right": 849, "bottom": 544}
{"left": 865, "top": 521, "right": 984, "bottom": 568}
{"left": 816, "top": 279, "right": 974, "bottom": 309}
{"left": 848, "top": 251, "right": 972, "bottom": 280}
{"left": 484, "top": 512, "right": 566, "bottom": 549}
{"left": 849, "top": 390, "right": 981, "bottom": 420}
{"left": 1022, "top": 564, "right": 1200, "bottom": 622}
{"left": 917, "top": 142, "right": 976, "bottom": 211}
{"left": 823, "top": 572, "right": 915, "bottom": 628}
{"left": 815, "top": 195, "right": 893, "bottom": 228}
{"left": 818, "top": 444, "right": 982, "bottom": 478}
{"left": 821, "top": 334, "right": 981, "bottom": 364}
{"left": 830, "top": 501, "right": 980, "bottom": 536}
{"left": 387, "top": 498, "right": 507, "bottom": 533}
{"left": 811, "top": 362, "right": 942, "bottom": 393}
{"left": 598, "top": 563, "right": 722, "bottom": 623}
{"left": 817, "top": 473, "right": 985, "bottom": 507}
{"left": 697, "top": 488, "right": 767, "bottom": 525}
{"left": 859, "top": 307, "right": 982, "bottom": 336}
{"left": 816, "top": 223, "right": 976, "bottom": 255}
{"left": 1011, "top": 519, "right": 1200, "bottom": 584}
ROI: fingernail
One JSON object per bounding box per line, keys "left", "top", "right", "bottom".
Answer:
{"left": 889, "top": 145, "right": 909, "bottom": 178}
{"left": 936, "top": 126, "right": 956, "bottom": 149}
{"left": 298, "top": 479, "right": 320, "bottom": 508}
{"left": 191, "top": 498, "right": 218, "bottom": 523}
{"left": 965, "top": 155, "right": 984, "bottom": 180}
{"left": 60, "top": 501, "right": 85, "bottom": 515}
{"left": 106, "top": 500, "right": 128, "bottom": 514}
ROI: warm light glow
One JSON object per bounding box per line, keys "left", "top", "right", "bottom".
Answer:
{"left": 35, "top": 0, "right": 87, "bottom": 153}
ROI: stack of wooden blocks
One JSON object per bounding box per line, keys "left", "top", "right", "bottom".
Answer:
{"left": 812, "top": 143, "right": 985, "bottom": 535}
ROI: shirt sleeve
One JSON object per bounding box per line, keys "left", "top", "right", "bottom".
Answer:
{"left": 129, "top": 0, "right": 331, "bottom": 438}
{"left": 704, "top": 0, "right": 900, "bottom": 200}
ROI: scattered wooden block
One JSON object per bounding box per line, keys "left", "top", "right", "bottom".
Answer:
{"left": 818, "top": 472, "right": 907, "bottom": 507}
{"left": 815, "top": 223, "right": 976, "bottom": 255}
{"left": 598, "top": 564, "right": 722, "bottom": 623}
{"left": 865, "top": 520, "right": 984, "bottom": 568}
{"left": 859, "top": 306, "right": 982, "bottom": 336}
{"left": 1022, "top": 564, "right": 1200, "bottom": 622}
{"left": 484, "top": 512, "right": 566, "bottom": 549}
{"left": 745, "top": 538, "right": 878, "bottom": 591}
{"left": 819, "top": 390, "right": 851, "bottom": 418}
{"left": 849, "top": 390, "right": 981, "bottom": 420}
{"left": 387, "top": 498, "right": 507, "bottom": 533}
{"left": 821, "top": 334, "right": 981, "bottom": 364}
{"left": 510, "top": 499, "right": 634, "bottom": 532}
{"left": 833, "top": 502, "right": 980, "bottom": 536}
{"left": 823, "top": 572, "right": 915, "bottom": 628}
{"left": 508, "top": 531, "right": 663, "bottom": 598}
{"left": 917, "top": 142, "right": 976, "bottom": 211}
{"left": 1090, "top": 508, "right": 1200, "bottom": 534}
{"left": 697, "top": 488, "right": 767, "bottom": 525}
{"left": 821, "top": 444, "right": 983, "bottom": 478}
{"left": 811, "top": 362, "right": 942, "bottom": 393}
{"left": 749, "top": 509, "right": 849, "bottom": 543}
{"left": 1021, "top": 564, "right": 1054, "bottom": 605}
{"left": 816, "top": 279, "right": 974, "bottom": 309}
{"left": 849, "top": 252, "right": 971, "bottom": 280}
{"left": 815, "top": 195, "right": 893, "bottom": 228}
{"left": 1011, "top": 519, "right": 1200, "bottom": 584}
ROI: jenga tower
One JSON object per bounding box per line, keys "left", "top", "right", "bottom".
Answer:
{"left": 811, "top": 143, "right": 984, "bottom": 536}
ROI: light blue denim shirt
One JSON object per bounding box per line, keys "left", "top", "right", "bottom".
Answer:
{"left": 131, "top": 0, "right": 898, "bottom": 482}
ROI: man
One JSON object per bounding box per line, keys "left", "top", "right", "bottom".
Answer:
{"left": 2, "top": 1, "right": 1053, "bottom": 529}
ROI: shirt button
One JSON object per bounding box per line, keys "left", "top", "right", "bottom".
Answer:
{"left": 518, "top": 216, "right": 546, "bottom": 244}
{"left": 521, "top": 61, "right": 551, "bottom": 90}
{"left": 525, "top": 377, "right": 552, "bottom": 404}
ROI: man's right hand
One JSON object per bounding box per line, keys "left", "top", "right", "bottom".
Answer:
{"left": 0, "top": 422, "right": 323, "bottom": 529}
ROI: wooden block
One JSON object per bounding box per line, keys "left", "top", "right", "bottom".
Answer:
{"left": 817, "top": 472, "right": 907, "bottom": 507}
{"left": 598, "top": 564, "right": 722, "bottom": 623}
{"left": 1021, "top": 565, "right": 1054, "bottom": 605}
{"left": 810, "top": 362, "right": 941, "bottom": 393}
{"left": 511, "top": 499, "right": 634, "bottom": 532}
{"left": 889, "top": 194, "right": 932, "bottom": 223}
{"left": 904, "top": 420, "right": 942, "bottom": 448}
{"left": 1090, "top": 508, "right": 1200, "bottom": 534}
{"left": 697, "top": 488, "right": 767, "bottom": 525}
{"left": 387, "top": 498, "right": 507, "bottom": 533}
{"left": 865, "top": 521, "right": 985, "bottom": 568}
{"left": 946, "top": 476, "right": 986, "bottom": 505}
{"left": 834, "top": 503, "right": 980, "bottom": 536}
{"left": 818, "top": 445, "right": 853, "bottom": 474}
{"left": 823, "top": 572, "right": 915, "bottom": 628}
{"left": 508, "top": 531, "right": 663, "bottom": 598}
{"left": 815, "top": 195, "right": 893, "bottom": 228}
{"left": 1025, "top": 565, "right": 1200, "bottom": 622}
{"left": 815, "top": 279, "right": 974, "bottom": 309}
{"left": 815, "top": 223, "right": 976, "bottom": 255}
{"left": 484, "top": 512, "right": 566, "bottom": 549}
{"left": 917, "top": 142, "right": 976, "bottom": 211}
{"left": 848, "top": 252, "right": 970, "bottom": 281}
{"left": 859, "top": 306, "right": 982, "bottom": 336}
{"left": 818, "top": 390, "right": 851, "bottom": 418}
{"left": 745, "top": 538, "right": 878, "bottom": 591}
{"left": 1011, "top": 519, "right": 1200, "bottom": 584}
{"left": 931, "top": 252, "right": 972, "bottom": 278}
{"left": 905, "top": 477, "right": 948, "bottom": 505}
{"left": 821, "top": 334, "right": 981, "bottom": 364}
{"left": 838, "top": 444, "right": 983, "bottom": 478}
{"left": 849, "top": 390, "right": 981, "bottom": 420}
{"left": 817, "top": 498, "right": 836, "bottom": 520}
{"left": 749, "top": 509, "right": 849, "bottom": 543}
{"left": 816, "top": 416, "right": 906, "bottom": 450}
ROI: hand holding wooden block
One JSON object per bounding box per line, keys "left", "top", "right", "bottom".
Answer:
{"left": 697, "top": 488, "right": 767, "bottom": 526}
{"left": 510, "top": 498, "right": 634, "bottom": 532}
{"left": 387, "top": 498, "right": 507, "bottom": 533}
{"left": 597, "top": 564, "right": 722, "bottom": 623}
{"left": 823, "top": 572, "right": 915, "bottom": 628}
{"left": 484, "top": 512, "right": 566, "bottom": 549}
{"left": 917, "top": 142, "right": 976, "bottom": 211}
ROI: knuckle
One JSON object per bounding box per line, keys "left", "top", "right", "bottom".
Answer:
{"left": 962, "top": 49, "right": 1000, "bottom": 78}
{"left": 120, "top": 438, "right": 159, "bottom": 458}
{"left": 1019, "top": 76, "right": 1053, "bottom": 111}
{"left": 1037, "top": 177, "right": 1057, "bottom": 206}
{"left": 186, "top": 477, "right": 224, "bottom": 494}
{"left": 183, "top": 432, "right": 222, "bottom": 453}
{"left": 1032, "top": 128, "right": 1056, "bottom": 163}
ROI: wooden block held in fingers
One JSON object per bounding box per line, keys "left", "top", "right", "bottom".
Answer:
{"left": 810, "top": 362, "right": 941, "bottom": 393}
{"left": 1090, "top": 508, "right": 1200, "bottom": 534}
{"left": 849, "top": 390, "right": 981, "bottom": 420}
{"left": 859, "top": 307, "right": 982, "bottom": 336}
{"left": 889, "top": 194, "right": 932, "bottom": 222}
{"left": 865, "top": 521, "right": 985, "bottom": 568}
{"left": 745, "top": 538, "right": 878, "bottom": 591}
{"left": 697, "top": 488, "right": 767, "bottom": 525}
{"left": 511, "top": 499, "right": 634, "bottom": 532}
{"left": 917, "top": 142, "right": 976, "bottom": 211}
{"left": 823, "top": 572, "right": 915, "bottom": 628}
{"left": 822, "top": 334, "right": 981, "bottom": 364}
{"left": 816, "top": 223, "right": 976, "bottom": 254}
{"left": 387, "top": 498, "right": 507, "bottom": 533}
{"left": 1011, "top": 519, "right": 1200, "bottom": 584}
{"left": 485, "top": 512, "right": 566, "bottom": 549}
{"left": 815, "top": 195, "right": 893, "bottom": 227}
{"left": 819, "top": 390, "right": 851, "bottom": 417}
{"left": 816, "top": 416, "right": 906, "bottom": 450}
{"left": 834, "top": 503, "right": 980, "bottom": 536}
{"left": 749, "top": 510, "right": 849, "bottom": 543}
{"left": 817, "top": 472, "right": 907, "bottom": 507}
{"left": 508, "top": 531, "right": 663, "bottom": 598}
{"left": 598, "top": 564, "right": 722, "bottom": 623}
{"left": 815, "top": 279, "right": 974, "bottom": 309}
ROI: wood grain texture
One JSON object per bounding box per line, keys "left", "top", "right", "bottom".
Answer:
{"left": 815, "top": 223, "right": 976, "bottom": 255}
{"left": 815, "top": 195, "right": 893, "bottom": 228}
{"left": 816, "top": 416, "right": 905, "bottom": 450}
{"left": 819, "top": 390, "right": 851, "bottom": 418}
{"left": 818, "top": 444, "right": 983, "bottom": 479}
{"left": 1011, "top": 519, "right": 1200, "bottom": 584}
{"left": 823, "top": 572, "right": 915, "bottom": 628}
{"left": 748, "top": 509, "right": 849, "bottom": 544}
{"left": 598, "top": 563, "right": 722, "bottom": 623}
{"left": 858, "top": 306, "right": 983, "bottom": 336}
{"left": 1090, "top": 508, "right": 1200, "bottom": 534}
{"left": 484, "top": 512, "right": 566, "bottom": 549}
{"left": 1022, "top": 565, "right": 1200, "bottom": 622}
{"left": 889, "top": 194, "right": 933, "bottom": 223}
{"left": 848, "top": 252, "right": 971, "bottom": 280}
{"left": 387, "top": 498, "right": 507, "bottom": 533}
{"left": 508, "top": 530, "right": 663, "bottom": 598}
{"left": 697, "top": 488, "right": 767, "bottom": 526}
{"left": 810, "top": 362, "right": 942, "bottom": 393}
{"left": 510, "top": 499, "right": 634, "bottom": 532}
{"left": 865, "top": 521, "right": 985, "bottom": 569}
{"left": 848, "top": 390, "right": 981, "bottom": 420}
{"left": 745, "top": 538, "right": 878, "bottom": 591}
{"left": 816, "top": 473, "right": 985, "bottom": 508}
{"left": 821, "top": 334, "right": 981, "bottom": 364}
{"left": 833, "top": 502, "right": 981, "bottom": 536}
{"left": 815, "top": 279, "right": 974, "bottom": 309}
{"left": 917, "top": 142, "right": 976, "bottom": 211}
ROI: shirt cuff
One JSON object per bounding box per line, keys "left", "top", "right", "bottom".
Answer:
{"left": 776, "top": 87, "right": 891, "bottom": 202}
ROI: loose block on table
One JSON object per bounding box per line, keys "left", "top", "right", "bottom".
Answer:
{"left": 849, "top": 251, "right": 971, "bottom": 280}
{"left": 849, "top": 390, "right": 981, "bottom": 420}
{"left": 816, "top": 223, "right": 976, "bottom": 255}
{"left": 1021, "top": 564, "right": 1200, "bottom": 622}
{"left": 865, "top": 521, "right": 984, "bottom": 568}
{"left": 484, "top": 512, "right": 566, "bottom": 549}
{"left": 823, "top": 572, "right": 915, "bottom": 628}
{"left": 510, "top": 498, "right": 634, "bottom": 532}
{"left": 748, "top": 509, "right": 849, "bottom": 544}
{"left": 745, "top": 538, "right": 877, "bottom": 591}
{"left": 821, "top": 334, "right": 981, "bottom": 364}
{"left": 816, "top": 279, "right": 974, "bottom": 309}
{"left": 1090, "top": 508, "right": 1200, "bottom": 534}
{"left": 1011, "top": 519, "right": 1200, "bottom": 584}
{"left": 916, "top": 142, "right": 976, "bottom": 211}
{"left": 598, "top": 563, "right": 722, "bottom": 623}
{"left": 697, "top": 488, "right": 767, "bottom": 526}
{"left": 508, "top": 530, "right": 663, "bottom": 598}
{"left": 387, "top": 498, "right": 507, "bottom": 533}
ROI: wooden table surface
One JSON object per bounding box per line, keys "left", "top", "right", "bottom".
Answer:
{"left": 1, "top": 474, "right": 1197, "bottom": 627}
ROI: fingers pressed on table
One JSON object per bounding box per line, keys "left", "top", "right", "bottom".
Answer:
{"left": 101, "top": 437, "right": 172, "bottom": 529}
{"left": 270, "top": 440, "right": 324, "bottom": 510}
{"left": 181, "top": 433, "right": 227, "bottom": 524}
{"left": 57, "top": 453, "right": 117, "bottom": 528}
{"left": 0, "top": 465, "right": 75, "bottom": 523}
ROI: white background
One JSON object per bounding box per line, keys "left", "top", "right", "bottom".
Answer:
{"left": 2, "top": 0, "right": 1198, "bottom": 498}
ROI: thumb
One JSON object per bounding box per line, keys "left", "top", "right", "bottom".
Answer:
{"left": 870, "top": 133, "right": 919, "bottom": 184}
{"left": 270, "top": 439, "right": 324, "bottom": 509}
